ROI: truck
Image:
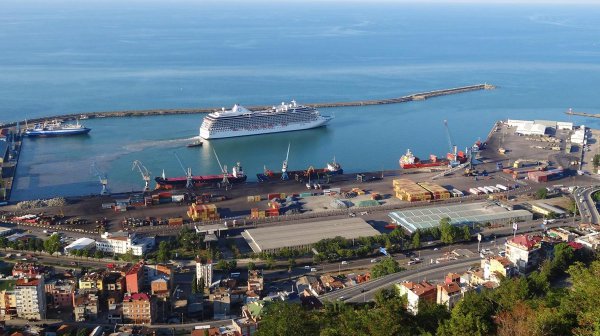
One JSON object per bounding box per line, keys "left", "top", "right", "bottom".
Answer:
{"left": 496, "top": 184, "right": 509, "bottom": 191}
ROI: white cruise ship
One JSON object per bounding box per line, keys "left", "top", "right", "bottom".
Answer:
{"left": 199, "top": 100, "right": 332, "bottom": 139}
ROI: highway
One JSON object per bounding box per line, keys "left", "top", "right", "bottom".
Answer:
{"left": 574, "top": 186, "right": 600, "bottom": 224}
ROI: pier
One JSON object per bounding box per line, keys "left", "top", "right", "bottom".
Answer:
{"left": 565, "top": 109, "right": 600, "bottom": 119}
{"left": 4, "top": 83, "right": 495, "bottom": 127}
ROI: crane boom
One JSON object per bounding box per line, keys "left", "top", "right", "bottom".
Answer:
{"left": 132, "top": 160, "right": 151, "bottom": 192}
{"left": 213, "top": 148, "right": 225, "bottom": 173}
{"left": 443, "top": 120, "right": 454, "bottom": 152}
{"left": 173, "top": 152, "right": 188, "bottom": 175}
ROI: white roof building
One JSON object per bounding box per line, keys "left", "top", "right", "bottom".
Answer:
{"left": 515, "top": 123, "right": 547, "bottom": 136}
{"left": 64, "top": 238, "right": 96, "bottom": 254}
{"left": 95, "top": 232, "right": 154, "bottom": 256}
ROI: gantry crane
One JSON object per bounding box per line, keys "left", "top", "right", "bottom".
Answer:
{"left": 282, "top": 143, "right": 291, "bottom": 181}
{"left": 90, "top": 162, "right": 109, "bottom": 195}
{"left": 212, "top": 148, "right": 230, "bottom": 188}
{"left": 132, "top": 160, "right": 151, "bottom": 192}
{"left": 443, "top": 120, "right": 459, "bottom": 167}
{"left": 174, "top": 152, "right": 193, "bottom": 189}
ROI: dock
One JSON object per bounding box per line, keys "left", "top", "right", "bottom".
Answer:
{"left": 3, "top": 83, "right": 495, "bottom": 127}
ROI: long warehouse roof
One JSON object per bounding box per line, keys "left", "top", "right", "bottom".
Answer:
{"left": 388, "top": 202, "right": 533, "bottom": 233}
{"left": 243, "top": 218, "right": 380, "bottom": 253}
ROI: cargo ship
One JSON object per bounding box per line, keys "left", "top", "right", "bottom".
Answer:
{"left": 155, "top": 162, "right": 246, "bottom": 190}
{"left": 25, "top": 119, "right": 91, "bottom": 137}
{"left": 257, "top": 160, "right": 343, "bottom": 182}
{"left": 399, "top": 149, "right": 449, "bottom": 169}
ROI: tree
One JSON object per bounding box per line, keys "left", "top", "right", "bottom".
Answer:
{"left": 440, "top": 217, "right": 456, "bottom": 245}
{"left": 81, "top": 249, "right": 89, "bottom": 258}
{"left": 43, "top": 234, "right": 61, "bottom": 255}
{"left": 94, "top": 250, "right": 103, "bottom": 259}
{"left": 565, "top": 260, "right": 600, "bottom": 335}
{"left": 438, "top": 291, "right": 496, "bottom": 336}
{"left": 593, "top": 154, "right": 600, "bottom": 168}
{"left": 248, "top": 261, "right": 256, "bottom": 271}
{"left": 371, "top": 257, "right": 402, "bottom": 279}
{"left": 412, "top": 230, "right": 421, "bottom": 249}
{"left": 536, "top": 188, "right": 548, "bottom": 200}
{"left": 121, "top": 249, "right": 136, "bottom": 262}
{"left": 192, "top": 274, "right": 198, "bottom": 294}
{"left": 198, "top": 276, "right": 205, "bottom": 295}
{"left": 256, "top": 301, "right": 319, "bottom": 336}
{"left": 287, "top": 258, "right": 296, "bottom": 271}
{"left": 157, "top": 241, "right": 170, "bottom": 263}
{"left": 462, "top": 226, "right": 471, "bottom": 241}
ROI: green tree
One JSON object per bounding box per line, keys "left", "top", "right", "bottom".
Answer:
{"left": 0, "top": 237, "right": 6, "bottom": 248}
{"left": 371, "top": 257, "right": 402, "bottom": 279}
{"left": 564, "top": 260, "right": 600, "bottom": 335}
{"left": 416, "top": 301, "right": 451, "bottom": 335}
{"left": 248, "top": 261, "right": 256, "bottom": 271}
{"left": 121, "top": 249, "right": 136, "bottom": 262}
{"left": 256, "top": 301, "right": 319, "bottom": 336}
{"left": 593, "top": 154, "right": 600, "bottom": 168}
{"left": 192, "top": 274, "right": 198, "bottom": 294}
{"left": 198, "top": 276, "right": 205, "bottom": 295}
{"left": 462, "top": 226, "right": 471, "bottom": 241}
{"left": 43, "top": 234, "right": 61, "bottom": 255}
{"left": 94, "top": 250, "right": 103, "bottom": 259}
{"left": 412, "top": 230, "right": 421, "bottom": 249}
{"left": 157, "top": 241, "right": 170, "bottom": 263}
{"left": 287, "top": 258, "right": 296, "bottom": 271}
{"left": 536, "top": 188, "right": 548, "bottom": 200}
{"left": 438, "top": 291, "right": 496, "bottom": 336}
{"left": 440, "top": 217, "right": 456, "bottom": 244}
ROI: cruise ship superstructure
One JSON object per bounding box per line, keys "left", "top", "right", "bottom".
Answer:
{"left": 199, "top": 101, "right": 332, "bottom": 139}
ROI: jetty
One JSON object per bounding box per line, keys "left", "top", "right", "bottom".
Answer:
{"left": 4, "top": 84, "right": 495, "bottom": 127}
{"left": 565, "top": 108, "right": 600, "bottom": 119}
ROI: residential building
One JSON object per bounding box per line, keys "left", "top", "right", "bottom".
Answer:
{"left": 107, "top": 303, "right": 123, "bottom": 324}
{"left": 234, "top": 318, "right": 260, "bottom": 336}
{"left": 125, "top": 262, "right": 145, "bottom": 294}
{"left": 505, "top": 234, "right": 543, "bottom": 273}
{"left": 196, "top": 259, "right": 213, "bottom": 289}
{"left": 482, "top": 256, "right": 515, "bottom": 283}
{"left": 210, "top": 288, "right": 231, "bottom": 319}
{"left": 15, "top": 277, "right": 46, "bottom": 320}
{"left": 96, "top": 232, "right": 155, "bottom": 256}
{"left": 79, "top": 272, "right": 104, "bottom": 292}
{"left": 150, "top": 278, "right": 169, "bottom": 298}
{"left": 103, "top": 272, "right": 126, "bottom": 296}
{"left": 45, "top": 279, "right": 75, "bottom": 309}
{"left": 247, "top": 270, "right": 263, "bottom": 296}
{"left": 296, "top": 276, "right": 324, "bottom": 297}
{"left": 122, "top": 293, "right": 156, "bottom": 325}
{"left": 0, "top": 280, "right": 17, "bottom": 320}
{"left": 437, "top": 282, "right": 462, "bottom": 310}
{"left": 576, "top": 232, "right": 600, "bottom": 251}
{"left": 12, "top": 263, "right": 44, "bottom": 278}
{"left": 396, "top": 281, "right": 437, "bottom": 315}
{"left": 73, "top": 291, "right": 99, "bottom": 322}
{"left": 547, "top": 227, "right": 576, "bottom": 242}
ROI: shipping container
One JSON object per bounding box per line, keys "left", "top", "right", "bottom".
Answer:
{"left": 168, "top": 217, "right": 184, "bottom": 226}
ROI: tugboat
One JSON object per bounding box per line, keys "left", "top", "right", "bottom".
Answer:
{"left": 186, "top": 139, "right": 203, "bottom": 148}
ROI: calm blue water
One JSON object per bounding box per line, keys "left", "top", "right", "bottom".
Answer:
{"left": 3, "top": 1, "right": 600, "bottom": 200}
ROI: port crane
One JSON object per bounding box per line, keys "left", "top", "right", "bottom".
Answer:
{"left": 90, "top": 162, "right": 109, "bottom": 195}
{"left": 282, "top": 143, "right": 291, "bottom": 181}
{"left": 132, "top": 160, "right": 151, "bottom": 192}
{"left": 174, "top": 152, "right": 194, "bottom": 189}
{"left": 213, "top": 148, "right": 230, "bottom": 189}
{"left": 443, "top": 120, "right": 459, "bottom": 167}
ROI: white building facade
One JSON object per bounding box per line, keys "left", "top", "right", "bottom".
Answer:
{"left": 196, "top": 260, "right": 213, "bottom": 288}
{"left": 95, "top": 232, "right": 154, "bottom": 256}
{"left": 15, "top": 277, "right": 46, "bottom": 320}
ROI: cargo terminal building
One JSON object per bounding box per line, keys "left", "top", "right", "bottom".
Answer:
{"left": 242, "top": 218, "right": 380, "bottom": 254}
{"left": 388, "top": 202, "right": 533, "bottom": 234}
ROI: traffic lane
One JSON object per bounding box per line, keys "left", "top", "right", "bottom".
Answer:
{"left": 349, "top": 259, "right": 481, "bottom": 303}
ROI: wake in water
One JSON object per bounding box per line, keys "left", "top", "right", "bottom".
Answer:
{"left": 122, "top": 136, "right": 199, "bottom": 152}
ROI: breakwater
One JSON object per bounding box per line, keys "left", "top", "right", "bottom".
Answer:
{"left": 5, "top": 83, "right": 495, "bottom": 127}
{"left": 565, "top": 109, "right": 600, "bottom": 119}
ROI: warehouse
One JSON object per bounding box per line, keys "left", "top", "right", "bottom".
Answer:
{"left": 64, "top": 237, "right": 96, "bottom": 254}
{"left": 515, "top": 123, "right": 547, "bottom": 136}
{"left": 531, "top": 202, "right": 566, "bottom": 218}
{"left": 388, "top": 202, "right": 533, "bottom": 234}
{"left": 242, "top": 218, "right": 380, "bottom": 253}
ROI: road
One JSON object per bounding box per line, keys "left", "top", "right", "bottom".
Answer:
{"left": 574, "top": 186, "right": 600, "bottom": 224}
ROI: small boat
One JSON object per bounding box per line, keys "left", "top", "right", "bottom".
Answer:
{"left": 187, "top": 140, "right": 203, "bottom": 148}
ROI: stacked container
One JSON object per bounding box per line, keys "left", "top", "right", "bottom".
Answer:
{"left": 187, "top": 204, "right": 219, "bottom": 221}
{"left": 393, "top": 179, "right": 432, "bottom": 202}
{"left": 418, "top": 182, "right": 451, "bottom": 200}
{"left": 168, "top": 217, "right": 184, "bottom": 226}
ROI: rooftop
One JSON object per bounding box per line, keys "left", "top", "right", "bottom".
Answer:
{"left": 508, "top": 234, "right": 542, "bottom": 251}
{"left": 64, "top": 237, "right": 96, "bottom": 250}
{"left": 124, "top": 292, "right": 151, "bottom": 301}
{"left": 439, "top": 282, "right": 461, "bottom": 295}
{"left": 401, "top": 281, "right": 436, "bottom": 297}
{"left": 16, "top": 278, "right": 40, "bottom": 286}
{"left": 242, "top": 218, "right": 380, "bottom": 253}
{"left": 389, "top": 202, "right": 533, "bottom": 233}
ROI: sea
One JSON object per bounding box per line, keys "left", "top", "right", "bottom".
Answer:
{"left": 3, "top": 0, "right": 600, "bottom": 201}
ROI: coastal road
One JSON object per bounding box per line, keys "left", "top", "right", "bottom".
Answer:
{"left": 320, "top": 257, "right": 481, "bottom": 303}
{"left": 574, "top": 186, "right": 600, "bottom": 224}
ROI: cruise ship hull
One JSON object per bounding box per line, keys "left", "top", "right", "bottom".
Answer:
{"left": 25, "top": 128, "right": 91, "bottom": 137}
{"left": 200, "top": 118, "right": 330, "bottom": 140}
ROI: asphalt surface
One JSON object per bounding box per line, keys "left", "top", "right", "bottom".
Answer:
{"left": 574, "top": 186, "right": 600, "bottom": 224}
